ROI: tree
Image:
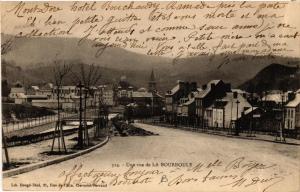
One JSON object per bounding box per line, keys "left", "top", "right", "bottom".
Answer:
{"left": 51, "top": 60, "right": 72, "bottom": 153}
{"left": 71, "top": 63, "right": 101, "bottom": 147}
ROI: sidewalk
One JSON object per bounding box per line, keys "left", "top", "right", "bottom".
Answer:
{"left": 3, "top": 126, "right": 108, "bottom": 172}
{"left": 142, "top": 121, "right": 300, "bottom": 145}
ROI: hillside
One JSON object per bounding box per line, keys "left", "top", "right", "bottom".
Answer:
{"left": 239, "top": 64, "right": 300, "bottom": 93}
{"left": 2, "top": 33, "right": 300, "bottom": 92}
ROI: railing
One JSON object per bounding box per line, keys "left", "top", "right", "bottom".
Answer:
{"left": 2, "top": 113, "right": 76, "bottom": 134}
{"left": 141, "top": 118, "right": 300, "bottom": 140}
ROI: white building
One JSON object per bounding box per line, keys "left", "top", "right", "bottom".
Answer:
{"left": 285, "top": 94, "right": 300, "bottom": 129}
{"left": 205, "top": 92, "right": 251, "bottom": 128}
{"left": 52, "top": 86, "right": 79, "bottom": 99}
{"left": 9, "top": 87, "right": 26, "bottom": 104}
{"left": 95, "top": 85, "right": 115, "bottom": 106}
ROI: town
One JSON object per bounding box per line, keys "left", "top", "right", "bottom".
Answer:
{"left": 3, "top": 68, "right": 300, "bottom": 141}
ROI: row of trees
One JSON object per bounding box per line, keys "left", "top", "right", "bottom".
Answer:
{"left": 51, "top": 59, "right": 102, "bottom": 153}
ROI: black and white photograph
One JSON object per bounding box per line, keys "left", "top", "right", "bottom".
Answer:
{"left": 1, "top": 1, "right": 300, "bottom": 191}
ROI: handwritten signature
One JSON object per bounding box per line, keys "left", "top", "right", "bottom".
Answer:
{"left": 57, "top": 157, "right": 286, "bottom": 192}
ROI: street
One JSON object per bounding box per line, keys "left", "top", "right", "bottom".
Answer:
{"left": 3, "top": 123, "right": 300, "bottom": 192}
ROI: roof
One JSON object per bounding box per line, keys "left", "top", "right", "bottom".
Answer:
{"left": 54, "top": 86, "right": 77, "bottom": 89}
{"left": 212, "top": 92, "right": 251, "bottom": 109}
{"left": 244, "top": 107, "right": 258, "bottom": 115}
{"left": 26, "top": 95, "right": 48, "bottom": 99}
{"left": 39, "top": 83, "right": 53, "bottom": 90}
{"left": 166, "top": 84, "right": 180, "bottom": 96}
{"left": 132, "top": 91, "right": 153, "bottom": 98}
{"left": 231, "top": 89, "right": 247, "bottom": 94}
{"left": 10, "top": 87, "right": 25, "bottom": 93}
{"left": 126, "top": 103, "right": 138, "bottom": 107}
{"left": 31, "top": 86, "right": 39, "bottom": 90}
{"left": 183, "top": 98, "right": 195, "bottom": 106}
{"left": 286, "top": 94, "right": 300, "bottom": 107}
{"left": 31, "top": 99, "right": 57, "bottom": 103}
{"left": 195, "top": 89, "right": 210, "bottom": 98}
{"left": 262, "top": 94, "right": 283, "bottom": 103}
{"left": 99, "top": 84, "right": 114, "bottom": 90}
{"left": 154, "top": 92, "right": 164, "bottom": 98}
{"left": 195, "top": 80, "right": 221, "bottom": 99}
{"left": 138, "top": 87, "right": 147, "bottom": 92}
{"left": 207, "top": 80, "right": 221, "bottom": 86}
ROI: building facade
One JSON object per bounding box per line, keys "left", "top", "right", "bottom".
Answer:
{"left": 195, "top": 80, "right": 231, "bottom": 127}
{"left": 285, "top": 94, "right": 300, "bottom": 129}
{"left": 165, "top": 81, "right": 198, "bottom": 124}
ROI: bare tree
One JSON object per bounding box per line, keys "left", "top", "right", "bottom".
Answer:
{"left": 51, "top": 60, "right": 72, "bottom": 153}
{"left": 71, "top": 63, "right": 101, "bottom": 147}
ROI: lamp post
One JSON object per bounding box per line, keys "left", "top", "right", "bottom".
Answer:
{"left": 280, "top": 93, "right": 286, "bottom": 142}
{"left": 77, "top": 82, "right": 84, "bottom": 148}
{"left": 235, "top": 100, "right": 240, "bottom": 136}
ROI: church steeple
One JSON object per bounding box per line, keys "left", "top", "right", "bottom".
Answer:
{"left": 148, "top": 69, "right": 157, "bottom": 93}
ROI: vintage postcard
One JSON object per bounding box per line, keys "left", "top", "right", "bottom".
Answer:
{"left": 1, "top": 1, "right": 300, "bottom": 191}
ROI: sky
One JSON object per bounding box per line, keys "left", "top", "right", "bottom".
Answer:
{"left": 1, "top": 1, "right": 300, "bottom": 58}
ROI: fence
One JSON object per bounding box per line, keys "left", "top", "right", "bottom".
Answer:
{"left": 141, "top": 118, "right": 300, "bottom": 140}
{"left": 2, "top": 113, "right": 76, "bottom": 134}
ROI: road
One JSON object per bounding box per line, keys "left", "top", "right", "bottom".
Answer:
{"left": 3, "top": 123, "right": 300, "bottom": 192}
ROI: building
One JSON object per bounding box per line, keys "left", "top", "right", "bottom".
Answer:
{"left": 165, "top": 81, "right": 198, "bottom": 124}
{"left": 285, "top": 93, "right": 300, "bottom": 130}
{"left": 195, "top": 80, "right": 231, "bottom": 127}
{"left": 95, "top": 84, "right": 115, "bottom": 106}
{"left": 116, "top": 78, "right": 135, "bottom": 105}
{"left": 52, "top": 86, "right": 79, "bottom": 99}
{"left": 126, "top": 88, "right": 164, "bottom": 117}
{"left": 206, "top": 92, "right": 251, "bottom": 129}
{"left": 239, "top": 107, "right": 265, "bottom": 132}
{"left": 9, "top": 87, "right": 26, "bottom": 104}
{"left": 117, "top": 70, "right": 161, "bottom": 108}
{"left": 177, "top": 88, "right": 202, "bottom": 126}
{"left": 148, "top": 69, "right": 157, "bottom": 93}
{"left": 35, "top": 83, "right": 54, "bottom": 98}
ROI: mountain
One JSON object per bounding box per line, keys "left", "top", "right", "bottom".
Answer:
{"left": 239, "top": 64, "right": 300, "bottom": 93}
{"left": 1, "top": 34, "right": 172, "bottom": 71}
{"left": 2, "top": 33, "right": 300, "bottom": 92}
{"left": 2, "top": 61, "right": 147, "bottom": 89}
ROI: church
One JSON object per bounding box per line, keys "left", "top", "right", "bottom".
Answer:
{"left": 124, "top": 69, "right": 164, "bottom": 117}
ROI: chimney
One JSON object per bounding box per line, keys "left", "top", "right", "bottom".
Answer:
{"left": 288, "top": 92, "right": 296, "bottom": 102}
{"left": 184, "top": 82, "right": 189, "bottom": 95}
{"left": 233, "top": 92, "right": 238, "bottom": 99}
{"left": 178, "top": 80, "right": 185, "bottom": 90}
{"left": 190, "top": 82, "right": 197, "bottom": 92}
{"left": 226, "top": 83, "right": 231, "bottom": 91}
